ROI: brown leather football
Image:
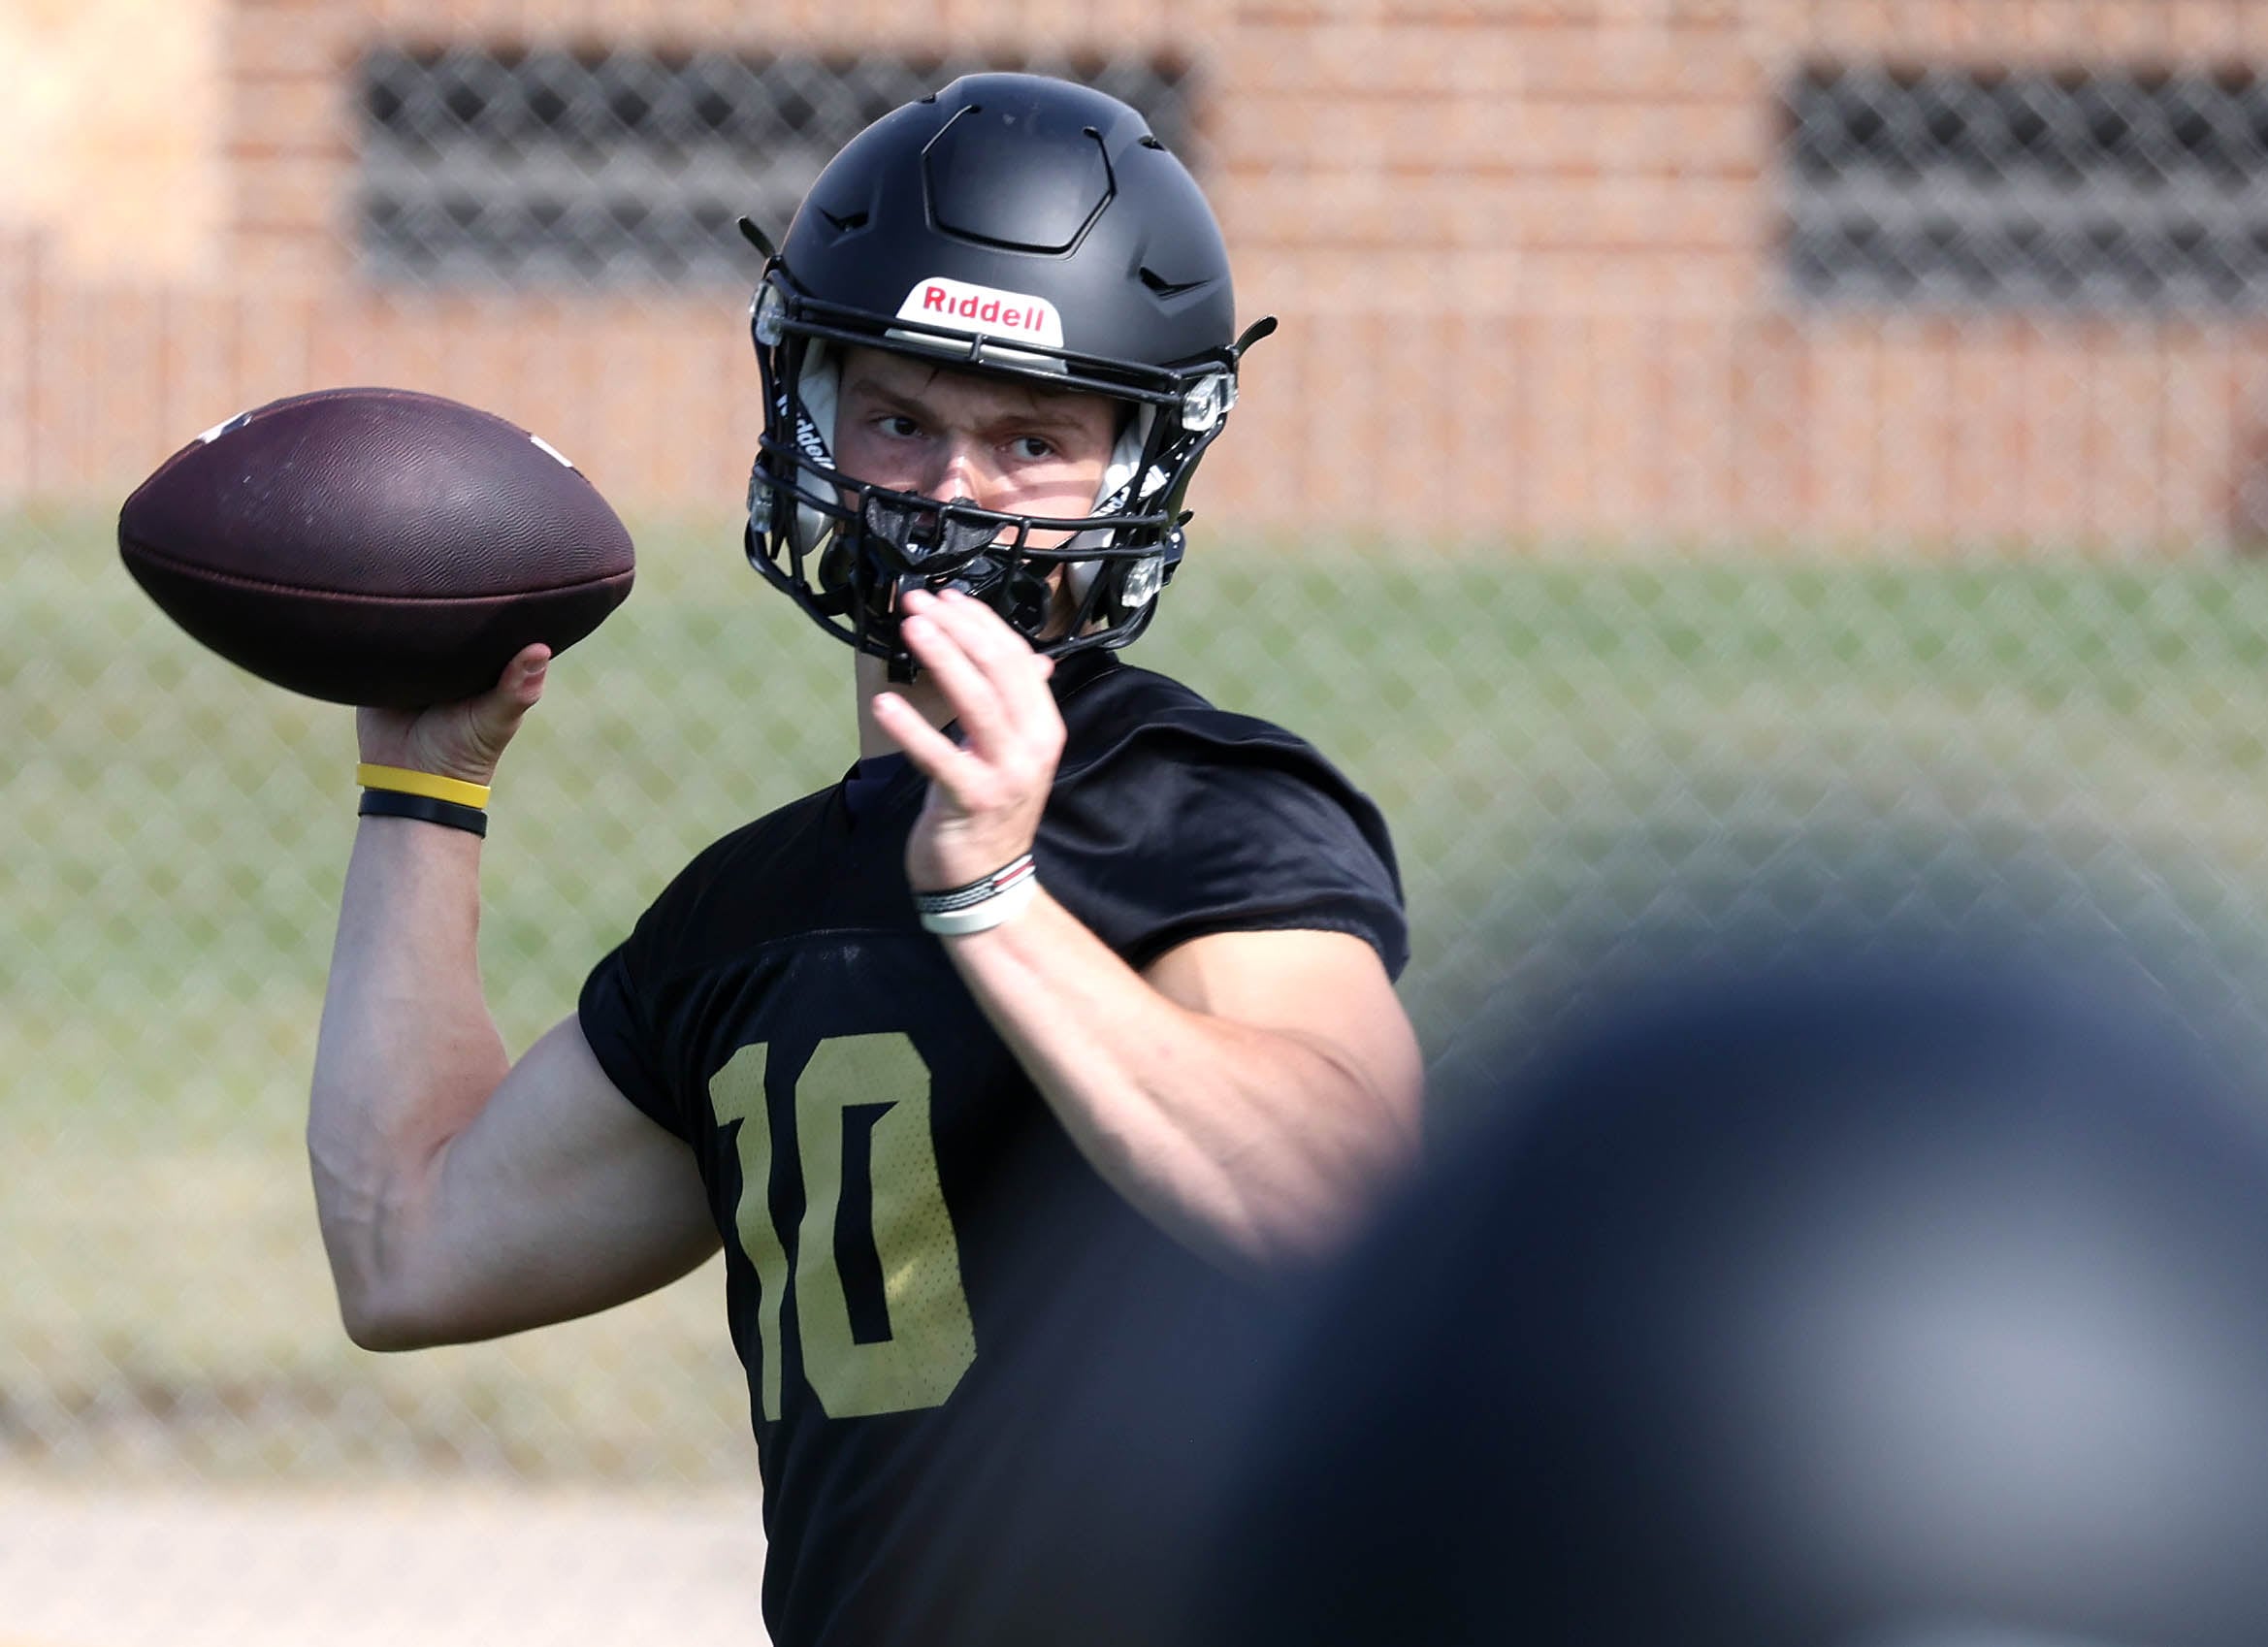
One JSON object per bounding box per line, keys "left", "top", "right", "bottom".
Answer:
{"left": 118, "top": 387, "right": 636, "bottom": 707}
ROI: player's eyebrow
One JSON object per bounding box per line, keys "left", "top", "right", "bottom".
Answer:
{"left": 844, "top": 371, "right": 1098, "bottom": 435}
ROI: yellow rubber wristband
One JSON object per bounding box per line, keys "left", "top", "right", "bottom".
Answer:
{"left": 356, "top": 762, "right": 492, "bottom": 809}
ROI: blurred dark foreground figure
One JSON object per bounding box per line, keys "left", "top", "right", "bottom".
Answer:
{"left": 1195, "top": 953, "right": 2268, "bottom": 1647}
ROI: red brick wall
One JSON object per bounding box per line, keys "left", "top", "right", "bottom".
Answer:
{"left": 13, "top": 0, "right": 2268, "bottom": 550}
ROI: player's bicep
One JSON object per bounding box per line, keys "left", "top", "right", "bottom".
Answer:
{"left": 1143, "top": 927, "right": 1425, "bottom": 1129}
{"left": 383, "top": 1016, "right": 720, "bottom": 1349}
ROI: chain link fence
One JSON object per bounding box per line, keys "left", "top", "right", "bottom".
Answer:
{"left": 1787, "top": 64, "right": 2268, "bottom": 307}
{"left": 358, "top": 49, "right": 1198, "bottom": 286}
{"left": 13, "top": 13, "right": 2268, "bottom": 1644}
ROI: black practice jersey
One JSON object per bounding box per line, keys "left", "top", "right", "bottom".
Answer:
{"left": 579, "top": 651, "right": 1407, "bottom": 1647}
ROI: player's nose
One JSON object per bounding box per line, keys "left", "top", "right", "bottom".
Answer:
{"left": 923, "top": 437, "right": 994, "bottom": 507}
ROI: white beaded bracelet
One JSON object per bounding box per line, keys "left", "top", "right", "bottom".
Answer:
{"left": 914, "top": 854, "right": 1040, "bottom": 936}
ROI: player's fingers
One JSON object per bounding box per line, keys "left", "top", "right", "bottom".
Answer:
{"left": 932, "top": 587, "right": 1041, "bottom": 679}
{"left": 927, "top": 589, "right": 1062, "bottom": 747}
{"left": 870, "top": 688, "right": 975, "bottom": 792}
{"left": 900, "top": 596, "right": 1013, "bottom": 751}
{"left": 354, "top": 703, "right": 422, "bottom": 767}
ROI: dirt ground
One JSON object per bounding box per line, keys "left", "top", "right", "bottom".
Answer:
{"left": 0, "top": 1479, "right": 769, "bottom": 1647}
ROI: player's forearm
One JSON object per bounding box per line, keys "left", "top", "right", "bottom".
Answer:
{"left": 308, "top": 817, "right": 508, "bottom": 1340}
{"left": 941, "top": 892, "right": 1412, "bottom": 1269}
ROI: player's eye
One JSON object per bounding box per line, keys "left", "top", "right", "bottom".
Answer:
{"left": 876, "top": 413, "right": 924, "bottom": 439}
{"left": 1008, "top": 436, "right": 1056, "bottom": 462}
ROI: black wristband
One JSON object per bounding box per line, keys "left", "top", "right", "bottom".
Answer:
{"left": 358, "top": 788, "right": 489, "bottom": 837}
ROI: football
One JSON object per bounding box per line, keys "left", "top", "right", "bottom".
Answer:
{"left": 118, "top": 386, "right": 636, "bottom": 708}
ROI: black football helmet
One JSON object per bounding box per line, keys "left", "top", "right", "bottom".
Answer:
{"left": 740, "top": 73, "right": 1274, "bottom": 671}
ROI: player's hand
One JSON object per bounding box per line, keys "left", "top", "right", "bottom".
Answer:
{"left": 873, "top": 587, "right": 1062, "bottom": 891}
{"left": 355, "top": 643, "right": 551, "bottom": 785}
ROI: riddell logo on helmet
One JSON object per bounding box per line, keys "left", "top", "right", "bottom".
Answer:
{"left": 895, "top": 277, "right": 1065, "bottom": 349}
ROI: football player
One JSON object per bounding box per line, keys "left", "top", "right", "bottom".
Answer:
{"left": 1195, "top": 948, "right": 2268, "bottom": 1646}
{"left": 309, "top": 74, "right": 1423, "bottom": 1645}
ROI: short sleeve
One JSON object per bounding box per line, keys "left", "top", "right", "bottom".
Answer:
{"left": 578, "top": 823, "right": 767, "bottom": 1143}
{"left": 573, "top": 782, "right": 864, "bottom": 1145}
{"left": 1040, "top": 722, "right": 1409, "bottom": 978}
{"left": 579, "top": 920, "right": 688, "bottom": 1141}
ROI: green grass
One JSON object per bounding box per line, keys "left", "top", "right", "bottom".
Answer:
{"left": 14, "top": 506, "right": 2268, "bottom": 1480}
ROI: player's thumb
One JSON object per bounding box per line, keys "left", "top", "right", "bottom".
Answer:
{"left": 501, "top": 643, "right": 550, "bottom": 711}
{"left": 451, "top": 645, "right": 551, "bottom": 777}
{"left": 485, "top": 643, "right": 550, "bottom": 727}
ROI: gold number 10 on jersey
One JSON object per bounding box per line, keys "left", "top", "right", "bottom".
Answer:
{"left": 710, "top": 1034, "right": 978, "bottom": 1420}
